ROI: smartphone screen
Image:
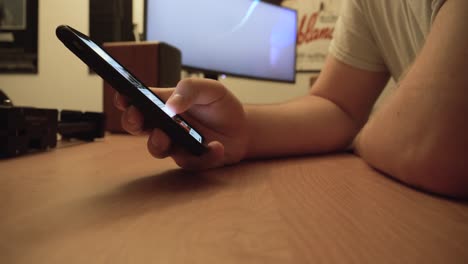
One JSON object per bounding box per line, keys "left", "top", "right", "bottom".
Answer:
{"left": 74, "top": 34, "right": 204, "bottom": 144}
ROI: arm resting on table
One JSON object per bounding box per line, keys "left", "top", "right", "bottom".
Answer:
{"left": 355, "top": 0, "right": 468, "bottom": 198}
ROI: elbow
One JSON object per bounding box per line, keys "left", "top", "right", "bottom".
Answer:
{"left": 399, "top": 153, "right": 468, "bottom": 199}
{"left": 356, "top": 131, "right": 468, "bottom": 199}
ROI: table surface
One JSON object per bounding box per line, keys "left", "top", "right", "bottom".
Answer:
{"left": 1, "top": 134, "right": 467, "bottom": 264}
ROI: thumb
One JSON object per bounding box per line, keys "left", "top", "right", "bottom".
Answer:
{"left": 165, "top": 93, "right": 188, "bottom": 115}
{"left": 165, "top": 78, "right": 227, "bottom": 114}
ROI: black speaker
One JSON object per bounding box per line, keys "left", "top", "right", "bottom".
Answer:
{"left": 0, "top": 107, "right": 58, "bottom": 158}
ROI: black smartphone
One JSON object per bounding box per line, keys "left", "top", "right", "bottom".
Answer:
{"left": 56, "top": 25, "right": 207, "bottom": 155}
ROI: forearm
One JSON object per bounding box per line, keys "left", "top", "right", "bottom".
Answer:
{"left": 244, "top": 94, "right": 359, "bottom": 159}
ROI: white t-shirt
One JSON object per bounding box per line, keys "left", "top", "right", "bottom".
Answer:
{"left": 329, "top": 0, "right": 446, "bottom": 82}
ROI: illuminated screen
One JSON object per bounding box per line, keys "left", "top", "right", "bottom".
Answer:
{"left": 145, "top": 0, "right": 297, "bottom": 82}
{"left": 77, "top": 35, "right": 203, "bottom": 143}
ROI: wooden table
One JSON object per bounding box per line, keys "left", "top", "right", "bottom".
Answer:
{"left": 1, "top": 134, "right": 467, "bottom": 264}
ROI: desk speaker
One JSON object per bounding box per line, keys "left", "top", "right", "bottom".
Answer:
{"left": 0, "top": 107, "right": 58, "bottom": 158}
{"left": 102, "top": 41, "right": 181, "bottom": 133}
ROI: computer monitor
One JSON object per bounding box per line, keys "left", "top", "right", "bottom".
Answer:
{"left": 144, "top": 0, "right": 297, "bottom": 83}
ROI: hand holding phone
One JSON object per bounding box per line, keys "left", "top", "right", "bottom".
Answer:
{"left": 115, "top": 78, "right": 249, "bottom": 170}
{"left": 56, "top": 25, "right": 207, "bottom": 155}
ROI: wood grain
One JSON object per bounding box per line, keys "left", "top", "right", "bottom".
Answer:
{"left": 0, "top": 134, "right": 467, "bottom": 264}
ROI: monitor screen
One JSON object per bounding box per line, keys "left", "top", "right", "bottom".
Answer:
{"left": 145, "top": 0, "right": 297, "bottom": 83}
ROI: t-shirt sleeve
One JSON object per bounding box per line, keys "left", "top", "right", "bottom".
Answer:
{"left": 328, "top": 0, "right": 387, "bottom": 72}
{"left": 431, "top": 0, "right": 446, "bottom": 23}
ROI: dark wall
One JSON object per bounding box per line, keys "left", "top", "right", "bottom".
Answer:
{"left": 89, "top": 0, "right": 134, "bottom": 46}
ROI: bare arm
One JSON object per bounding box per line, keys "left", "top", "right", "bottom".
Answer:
{"left": 115, "top": 58, "right": 389, "bottom": 169}
{"left": 355, "top": 0, "right": 468, "bottom": 198}
{"left": 245, "top": 57, "right": 389, "bottom": 158}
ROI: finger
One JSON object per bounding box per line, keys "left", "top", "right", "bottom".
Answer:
{"left": 165, "top": 78, "right": 228, "bottom": 114}
{"left": 148, "top": 87, "right": 175, "bottom": 102}
{"left": 121, "top": 105, "right": 145, "bottom": 135}
{"left": 147, "top": 128, "right": 172, "bottom": 159}
{"left": 114, "top": 92, "right": 129, "bottom": 111}
{"left": 170, "top": 141, "right": 225, "bottom": 170}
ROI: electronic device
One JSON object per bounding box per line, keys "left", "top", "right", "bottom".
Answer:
{"left": 0, "top": 106, "right": 58, "bottom": 158}
{"left": 0, "top": 107, "right": 106, "bottom": 158}
{"left": 59, "top": 110, "right": 106, "bottom": 142}
{"left": 144, "top": 0, "right": 297, "bottom": 82}
{"left": 56, "top": 25, "right": 207, "bottom": 156}
{"left": 102, "top": 42, "right": 182, "bottom": 133}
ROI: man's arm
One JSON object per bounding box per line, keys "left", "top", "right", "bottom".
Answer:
{"left": 116, "top": 57, "right": 389, "bottom": 170}
{"left": 114, "top": 41, "right": 389, "bottom": 169}
{"left": 355, "top": 0, "right": 468, "bottom": 198}
{"left": 245, "top": 56, "right": 389, "bottom": 158}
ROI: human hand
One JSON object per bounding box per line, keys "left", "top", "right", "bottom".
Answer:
{"left": 114, "top": 78, "right": 248, "bottom": 170}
